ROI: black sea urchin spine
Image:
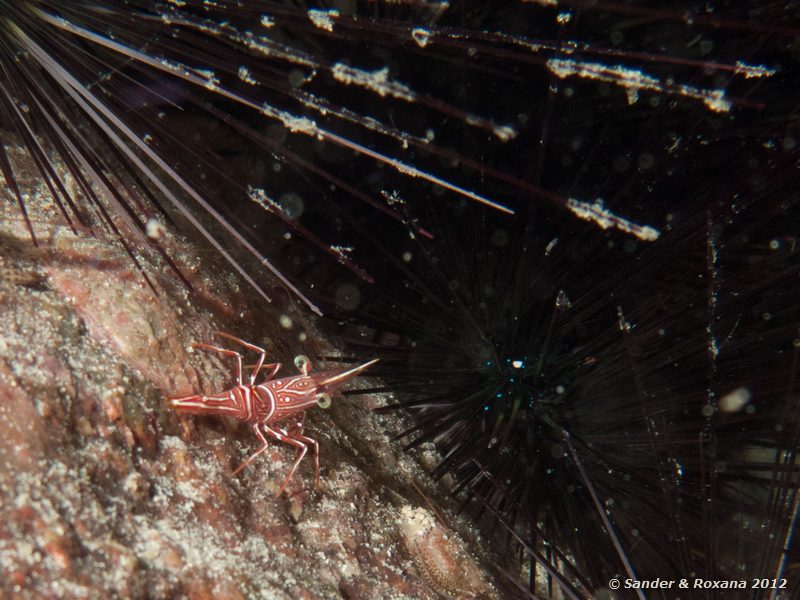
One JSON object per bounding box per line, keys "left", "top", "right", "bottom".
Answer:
{"left": 340, "top": 178, "right": 800, "bottom": 598}
{"left": 323, "top": 3, "right": 800, "bottom": 597}
{"left": 0, "top": 0, "right": 523, "bottom": 313}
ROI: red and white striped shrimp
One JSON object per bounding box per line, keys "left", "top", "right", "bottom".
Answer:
{"left": 168, "top": 332, "right": 378, "bottom": 495}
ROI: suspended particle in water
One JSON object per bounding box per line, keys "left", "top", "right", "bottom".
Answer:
{"left": 335, "top": 283, "right": 361, "bottom": 311}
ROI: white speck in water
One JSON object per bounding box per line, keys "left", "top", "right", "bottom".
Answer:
{"left": 331, "top": 63, "right": 414, "bottom": 101}
{"left": 720, "top": 387, "right": 751, "bottom": 413}
{"left": 308, "top": 9, "right": 338, "bottom": 32}
{"left": 566, "top": 197, "right": 660, "bottom": 241}
{"left": 734, "top": 61, "right": 777, "bottom": 79}
{"left": 145, "top": 218, "right": 166, "bottom": 240}
{"left": 411, "top": 28, "right": 431, "bottom": 48}
{"left": 238, "top": 66, "right": 256, "bottom": 85}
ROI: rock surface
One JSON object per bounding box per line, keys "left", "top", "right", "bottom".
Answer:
{"left": 0, "top": 145, "right": 501, "bottom": 599}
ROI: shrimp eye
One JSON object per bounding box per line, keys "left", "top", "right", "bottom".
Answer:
{"left": 294, "top": 354, "right": 312, "bottom": 374}
{"left": 316, "top": 393, "right": 332, "bottom": 409}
